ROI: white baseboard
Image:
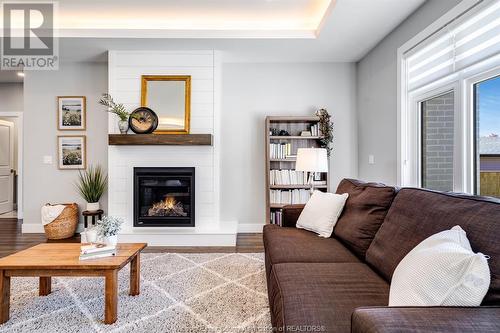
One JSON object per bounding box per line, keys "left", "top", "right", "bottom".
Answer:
{"left": 238, "top": 223, "right": 264, "bottom": 233}
{"left": 21, "top": 223, "right": 44, "bottom": 233}
{"left": 118, "top": 232, "right": 237, "bottom": 246}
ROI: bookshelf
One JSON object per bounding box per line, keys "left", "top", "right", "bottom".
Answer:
{"left": 265, "top": 116, "right": 329, "bottom": 225}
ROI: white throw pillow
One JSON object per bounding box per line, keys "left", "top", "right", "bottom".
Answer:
{"left": 296, "top": 191, "right": 348, "bottom": 238}
{"left": 389, "top": 226, "right": 490, "bottom": 307}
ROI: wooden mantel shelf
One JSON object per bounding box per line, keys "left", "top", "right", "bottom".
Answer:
{"left": 108, "top": 134, "right": 212, "bottom": 146}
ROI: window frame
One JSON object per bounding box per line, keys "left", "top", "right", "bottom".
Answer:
{"left": 464, "top": 66, "right": 500, "bottom": 194}
{"left": 408, "top": 82, "right": 461, "bottom": 190}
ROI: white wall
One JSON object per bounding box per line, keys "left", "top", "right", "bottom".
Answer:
{"left": 221, "top": 63, "right": 357, "bottom": 229}
{"left": 23, "top": 62, "right": 108, "bottom": 232}
{"left": 356, "top": 0, "right": 462, "bottom": 185}
{"left": 0, "top": 83, "right": 23, "bottom": 111}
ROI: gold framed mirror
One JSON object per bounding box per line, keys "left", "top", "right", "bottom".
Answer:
{"left": 141, "top": 75, "right": 191, "bottom": 134}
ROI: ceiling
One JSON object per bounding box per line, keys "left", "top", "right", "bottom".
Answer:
{"left": 56, "top": 0, "right": 333, "bottom": 38}
{"left": 0, "top": 0, "right": 426, "bottom": 81}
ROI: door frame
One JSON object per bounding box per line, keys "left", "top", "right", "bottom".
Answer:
{"left": 0, "top": 112, "right": 23, "bottom": 219}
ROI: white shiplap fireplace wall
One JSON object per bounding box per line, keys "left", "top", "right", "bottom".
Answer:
{"left": 108, "top": 50, "right": 236, "bottom": 246}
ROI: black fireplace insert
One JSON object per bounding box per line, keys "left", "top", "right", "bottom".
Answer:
{"left": 134, "top": 167, "right": 195, "bottom": 227}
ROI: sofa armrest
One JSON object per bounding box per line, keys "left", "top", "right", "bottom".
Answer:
{"left": 352, "top": 306, "right": 500, "bottom": 333}
{"left": 281, "top": 204, "right": 305, "bottom": 227}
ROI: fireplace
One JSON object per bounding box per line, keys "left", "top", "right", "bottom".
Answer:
{"left": 134, "top": 167, "right": 195, "bottom": 227}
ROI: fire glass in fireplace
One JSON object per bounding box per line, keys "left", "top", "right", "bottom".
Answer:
{"left": 134, "top": 167, "right": 195, "bottom": 227}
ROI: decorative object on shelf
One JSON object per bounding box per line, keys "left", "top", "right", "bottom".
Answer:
{"left": 99, "top": 93, "right": 136, "bottom": 134}
{"left": 42, "top": 203, "right": 79, "bottom": 239}
{"left": 129, "top": 107, "right": 159, "bottom": 134}
{"left": 270, "top": 128, "right": 280, "bottom": 136}
{"left": 57, "top": 135, "right": 86, "bottom": 169}
{"left": 315, "top": 108, "right": 334, "bottom": 156}
{"left": 296, "top": 148, "right": 329, "bottom": 194}
{"left": 76, "top": 164, "right": 107, "bottom": 211}
{"left": 279, "top": 130, "right": 290, "bottom": 136}
{"left": 96, "top": 216, "right": 123, "bottom": 246}
{"left": 300, "top": 130, "right": 312, "bottom": 136}
{"left": 57, "top": 96, "right": 86, "bottom": 131}
{"left": 141, "top": 75, "right": 191, "bottom": 134}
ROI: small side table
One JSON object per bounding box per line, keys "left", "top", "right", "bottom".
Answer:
{"left": 82, "top": 209, "right": 104, "bottom": 229}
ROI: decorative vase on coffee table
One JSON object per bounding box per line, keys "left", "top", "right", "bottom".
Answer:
{"left": 104, "top": 235, "right": 118, "bottom": 246}
{"left": 84, "top": 227, "right": 98, "bottom": 243}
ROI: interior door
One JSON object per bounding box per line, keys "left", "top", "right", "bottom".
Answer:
{"left": 0, "top": 119, "right": 14, "bottom": 214}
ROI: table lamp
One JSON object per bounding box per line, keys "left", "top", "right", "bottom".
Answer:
{"left": 296, "top": 148, "right": 328, "bottom": 194}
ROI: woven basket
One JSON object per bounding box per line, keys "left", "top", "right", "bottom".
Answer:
{"left": 43, "top": 203, "right": 79, "bottom": 240}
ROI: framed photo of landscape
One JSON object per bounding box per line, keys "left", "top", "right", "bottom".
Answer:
{"left": 57, "top": 135, "right": 86, "bottom": 170}
{"left": 57, "top": 96, "right": 86, "bottom": 130}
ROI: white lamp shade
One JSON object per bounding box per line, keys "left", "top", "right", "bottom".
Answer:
{"left": 295, "top": 148, "right": 328, "bottom": 172}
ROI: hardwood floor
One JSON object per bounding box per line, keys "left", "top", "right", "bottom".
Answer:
{"left": 0, "top": 218, "right": 263, "bottom": 258}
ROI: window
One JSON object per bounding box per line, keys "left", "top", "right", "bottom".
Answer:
{"left": 475, "top": 75, "right": 500, "bottom": 197}
{"left": 399, "top": 0, "right": 500, "bottom": 193}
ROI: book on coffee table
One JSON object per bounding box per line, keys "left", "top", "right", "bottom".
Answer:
{"left": 79, "top": 244, "right": 116, "bottom": 260}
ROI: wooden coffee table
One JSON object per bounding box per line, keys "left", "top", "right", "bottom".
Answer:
{"left": 0, "top": 243, "right": 146, "bottom": 325}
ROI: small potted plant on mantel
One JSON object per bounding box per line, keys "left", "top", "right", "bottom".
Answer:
{"left": 96, "top": 216, "right": 123, "bottom": 246}
{"left": 99, "top": 93, "right": 134, "bottom": 134}
{"left": 76, "top": 164, "right": 107, "bottom": 212}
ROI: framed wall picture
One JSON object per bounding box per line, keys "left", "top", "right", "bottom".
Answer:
{"left": 57, "top": 96, "right": 86, "bottom": 130}
{"left": 57, "top": 135, "right": 86, "bottom": 169}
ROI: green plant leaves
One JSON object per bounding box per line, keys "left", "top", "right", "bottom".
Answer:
{"left": 76, "top": 164, "right": 108, "bottom": 203}
{"left": 99, "top": 93, "right": 130, "bottom": 121}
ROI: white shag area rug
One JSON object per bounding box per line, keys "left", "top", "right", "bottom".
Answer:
{"left": 0, "top": 253, "right": 271, "bottom": 333}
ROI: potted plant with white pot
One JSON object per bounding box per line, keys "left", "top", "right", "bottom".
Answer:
{"left": 96, "top": 216, "right": 123, "bottom": 246}
{"left": 76, "top": 164, "right": 107, "bottom": 211}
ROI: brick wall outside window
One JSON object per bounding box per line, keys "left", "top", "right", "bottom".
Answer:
{"left": 421, "top": 92, "right": 454, "bottom": 191}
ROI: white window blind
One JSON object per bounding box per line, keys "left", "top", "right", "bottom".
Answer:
{"left": 407, "top": 1, "right": 500, "bottom": 91}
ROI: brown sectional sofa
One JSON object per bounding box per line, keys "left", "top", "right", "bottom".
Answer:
{"left": 263, "top": 178, "right": 500, "bottom": 333}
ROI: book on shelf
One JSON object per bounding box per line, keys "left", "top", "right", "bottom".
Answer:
{"left": 269, "top": 189, "right": 311, "bottom": 205}
{"left": 269, "top": 143, "right": 292, "bottom": 159}
{"left": 79, "top": 243, "right": 117, "bottom": 260}
{"left": 270, "top": 210, "right": 283, "bottom": 226}
{"left": 269, "top": 169, "right": 308, "bottom": 185}
{"left": 310, "top": 123, "right": 321, "bottom": 137}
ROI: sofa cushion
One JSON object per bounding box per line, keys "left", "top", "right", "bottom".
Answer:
{"left": 389, "top": 226, "right": 490, "bottom": 306}
{"left": 263, "top": 224, "right": 359, "bottom": 266}
{"left": 268, "top": 263, "right": 389, "bottom": 332}
{"left": 352, "top": 307, "right": 500, "bottom": 333}
{"left": 296, "top": 191, "right": 349, "bottom": 238}
{"left": 263, "top": 224, "right": 360, "bottom": 284}
{"left": 366, "top": 188, "right": 500, "bottom": 305}
{"left": 334, "top": 179, "right": 397, "bottom": 258}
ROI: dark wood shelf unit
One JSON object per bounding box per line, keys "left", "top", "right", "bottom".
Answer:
{"left": 108, "top": 134, "right": 213, "bottom": 146}
{"left": 265, "top": 116, "right": 329, "bottom": 225}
